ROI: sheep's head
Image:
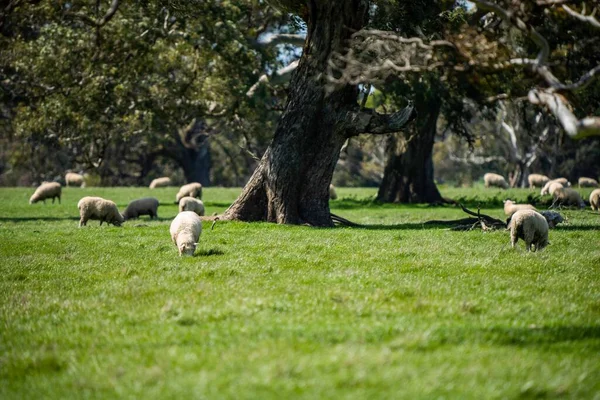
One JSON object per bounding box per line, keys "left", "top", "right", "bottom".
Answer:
{"left": 178, "top": 242, "right": 197, "bottom": 256}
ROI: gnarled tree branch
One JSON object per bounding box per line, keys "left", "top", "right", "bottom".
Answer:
{"left": 344, "top": 105, "right": 415, "bottom": 137}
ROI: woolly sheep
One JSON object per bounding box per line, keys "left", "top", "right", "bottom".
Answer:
{"left": 578, "top": 177, "right": 599, "bottom": 188}
{"left": 175, "top": 182, "right": 202, "bottom": 203}
{"left": 29, "top": 182, "right": 61, "bottom": 204}
{"left": 65, "top": 172, "right": 85, "bottom": 187}
{"left": 149, "top": 177, "right": 172, "bottom": 189}
{"left": 508, "top": 209, "right": 549, "bottom": 252}
{"left": 484, "top": 173, "right": 509, "bottom": 189}
{"left": 551, "top": 187, "right": 585, "bottom": 208}
{"left": 122, "top": 197, "right": 159, "bottom": 220}
{"left": 540, "top": 180, "right": 564, "bottom": 196}
{"left": 329, "top": 184, "right": 338, "bottom": 200}
{"left": 589, "top": 189, "right": 600, "bottom": 211}
{"left": 552, "top": 177, "right": 571, "bottom": 187}
{"left": 78, "top": 196, "right": 124, "bottom": 227}
{"left": 170, "top": 211, "right": 202, "bottom": 256}
{"left": 539, "top": 210, "right": 565, "bottom": 228}
{"left": 178, "top": 196, "right": 205, "bottom": 216}
{"left": 503, "top": 199, "right": 536, "bottom": 217}
{"left": 527, "top": 174, "right": 550, "bottom": 189}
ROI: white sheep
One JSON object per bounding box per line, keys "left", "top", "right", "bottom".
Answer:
{"left": 178, "top": 196, "right": 205, "bottom": 216}
{"left": 149, "top": 177, "right": 172, "bottom": 189}
{"left": 175, "top": 182, "right": 202, "bottom": 203}
{"left": 65, "top": 172, "right": 85, "bottom": 187}
{"left": 589, "top": 189, "right": 600, "bottom": 211}
{"left": 539, "top": 210, "right": 565, "bottom": 228}
{"left": 170, "top": 211, "right": 202, "bottom": 256}
{"left": 540, "top": 180, "right": 564, "bottom": 196}
{"left": 578, "top": 177, "right": 599, "bottom": 188}
{"left": 484, "top": 173, "right": 509, "bottom": 189}
{"left": 329, "top": 184, "right": 338, "bottom": 200}
{"left": 29, "top": 182, "right": 61, "bottom": 204}
{"left": 122, "top": 197, "right": 159, "bottom": 220}
{"left": 551, "top": 187, "right": 585, "bottom": 208}
{"left": 503, "top": 199, "right": 536, "bottom": 217}
{"left": 78, "top": 196, "right": 124, "bottom": 227}
{"left": 552, "top": 177, "right": 571, "bottom": 187}
{"left": 508, "top": 210, "right": 549, "bottom": 252}
{"left": 527, "top": 174, "right": 550, "bottom": 189}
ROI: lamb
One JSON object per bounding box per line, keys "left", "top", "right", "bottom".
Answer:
{"left": 149, "top": 177, "right": 172, "bottom": 189}
{"left": 29, "top": 182, "right": 61, "bottom": 204}
{"left": 178, "top": 196, "right": 205, "bottom": 216}
{"left": 578, "top": 177, "right": 599, "bottom": 188}
{"left": 589, "top": 188, "right": 600, "bottom": 211}
{"left": 329, "top": 184, "right": 338, "bottom": 200}
{"left": 540, "top": 180, "right": 564, "bottom": 196}
{"left": 503, "top": 199, "right": 536, "bottom": 217}
{"left": 483, "top": 173, "right": 509, "bottom": 189}
{"left": 539, "top": 210, "right": 565, "bottom": 228}
{"left": 65, "top": 172, "right": 85, "bottom": 187}
{"left": 551, "top": 187, "right": 585, "bottom": 208}
{"left": 122, "top": 197, "right": 159, "bottom": 220}
{"left": 527, "top": 174, "right": 550, "bottom": 189}
{"left": 170, "top": 211, "right": 202, "bottom": 256}
{"left": 508, "top": 209, "right": 549, "bottom": 252}
{"left": 77, "top": 196, "right": 124, "bottom": 227}
{"left": 175, "top": 182, "right": 202, "bottom": 203}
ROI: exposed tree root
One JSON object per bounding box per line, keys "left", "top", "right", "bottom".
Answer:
{"left": 424, "top": 203, "right": 506, "bottom": 231}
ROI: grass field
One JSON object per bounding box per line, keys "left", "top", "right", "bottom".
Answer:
{"left": 1, "top": 185, "right": 599, "bottom": 399}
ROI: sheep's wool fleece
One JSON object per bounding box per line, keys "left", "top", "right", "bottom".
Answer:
{"left": 78, "top": 196, "right": 123, "bottom": 226}
{"left": 170, "top": 211, "right": 202, "bottom": 255}
{"left": 30, "top": 182, "right": 61, "bottom": 203}
{"left": 509, "top": 210, "right": 549, "bottom": 251}
{"left": 179, "top": 197, "right": 205, "bottom": 216}
{"left": 589, "top": 189, "right": 600, "bottom": 211}
{"left": 176, "top": 182, "right": 203, "bottom": 202}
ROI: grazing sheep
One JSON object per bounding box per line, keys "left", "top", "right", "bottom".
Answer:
{"left": 175, "top": 182, "right": 202, "bottom": 203}
{"left": 540, "top": 180, "right": 564, "bottom": 196}
{"left": 552, "top": 177, "right": 571, "bottom": 187}
{"left": 589, "top": 189, "right": 600, "bottom": 211}
{"left": 508, "top": 210, "right": 549, "bottom": 252}
{"left": 539, "top": 210, "right": 565, "bottom": 228}
{"left": 149, "top": 177, "right": 172, "bottom": 189}
{"left": 170, "top": 211, "right": 202, "bottom": 256}
{"left": 122, "top": 197, "right": 159, "bottom": 220}
{"left": 29, "top": 182, "right": 61, "bottom": 204}
{"left": 503, "top": 199, "right": 537, "bottom": 217}
{"left": 527, "top": 174, "right": 550, "bottom": 189}
{"left": 78, "top": 196, "right": 124, "bottom": 227}
{"left": 484, "top": 173, "right": 509, "bottom": 189}
{"left": 178, "top": 196, "right": 205, "bottom": 216}
{"left": 551, "top": 187, "right": 585, "bottom": 208}
{"left": 578, "top": 177, "right": 599, "bottom": 188}
{"left": 65, "top": 172, "right": 85, "bottom": 187}
{"left": 329, "top": 184, "right": 338, "bottom": 200}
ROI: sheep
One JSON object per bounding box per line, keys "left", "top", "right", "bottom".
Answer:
{"left": 589, "top": 188, "right": 600, "bottom": 211}
{"left": 551, "top": 187, "right": 585, "bottom": 208}
{"left": 170, "top": 211, "right": 202, "bottom": 256}
{"left": 149, "top": 177, "right": 172, "bottom": 189}
{"left": 527, "top": 174, "right": 550, "bottom": 189}
{"left": 65, "top": 172, "right": 85, "bottom": 187}
{"left": 484, "top": 172, "right": 509, "bottom": 189}
{"left": 539, "top": 210, "right": 565, "bottom": 228}
{"left": 552, "top": 177, "right": 571, "bottom": 187}
{"left": 178, "top": 196, "right": 205, "bottom": 216}
{"left": 508, "top": 210, "right": 549, "bottom": 252}
{"left": 329, "top": 184, "right": 338, "bottom": 200}
{"left": 78, "top": 196, "right": 124, "bottom": 227}
{"left": 29, "top": 182, "right": 61, "bottom": 204}
{"left": 540, "top": 180, "right": 564, "bottom": 196}
{"left": 503, "top": 199, "right": 537, "bottom": 217}
{"left": 578, "top": 177, "right": 599, "bottom": 188}
{"left": 175, "top": 182, "right": 202, "bottom": 203}
{"left": 122, "top": 197, "right": 159, "bottom": 220}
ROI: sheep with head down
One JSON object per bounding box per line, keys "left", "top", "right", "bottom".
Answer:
{"left": 78, "top": 196, "right": 124, "bottom": 227}
{"left": 65, "top": 172, "right": 85, "bottom": 187}
{"left": 484, "top": 173, "right": 509, "bottom": 189}
{"left": 508, "top": 210, "right": 549, "bottom": 252}
{"left": 551, "top": 187, "right": 585, "bottom": 208}
{"left": 178, "top": 196, "right": 205, "bottom": 216}
{"left": 589, "top": 189, "right": 600, "bottom": 211}
{"left": 149, "top": 177, "right": 172, "bottom": 189}
{"left": 170, "top": 211, "right": 202, "bottom": 256}
{"left": 578, "top": 177, "right": 598, "bottom": 188}
{"left": 29, "top": 182, "right": 62, "bottom": 204}
{"left": 175, "top": 182, "right": 202, "bottom": 203}
{"left": 122, "top": 197, "right": 159, "bottom": 220}
{"left": 503, "top": 199, "right": 536, "bottom": 217}
{"left": 527, "top": 174, "right": 550, "bottom": 189}
{"left": 540, "top": 180, "right": 564, "bottom": 196}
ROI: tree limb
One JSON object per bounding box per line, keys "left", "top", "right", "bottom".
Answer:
{"left": 65, "top": 0, "right": 120, "bottom": 28}
{"left": 563, "top": 4, "right": 600, "bottom": 29}
{"left": 344, "top": 105, "right": 416, "bottom": 137}
{"left": 257, "top": 33, "right": 306, "bottom": 47}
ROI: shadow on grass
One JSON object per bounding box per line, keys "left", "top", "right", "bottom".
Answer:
{"left": 0, "top": 216, "right": 80, "bottom": 222}
{"left": 480, "top": 325, "right": 600, "bottom": 347}
{"left": 195, "top": 248, "right": 225, "bottom": 257}
{"left": 555, "top": 224, "right": 600, "bottom": 231}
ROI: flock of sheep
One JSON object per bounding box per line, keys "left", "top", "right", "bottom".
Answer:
{"left": 28, "top": 174, "right": 206, "bottom": 256}
{"left": 27, "top": 172, "right": 599, "bottom": 255}
{"left": 484, "top": 172, "right": 600, "bottom": 252}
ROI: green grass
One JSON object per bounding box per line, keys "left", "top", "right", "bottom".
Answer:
{"left": 1, "top": 185, "right": 599, "bottom": 399}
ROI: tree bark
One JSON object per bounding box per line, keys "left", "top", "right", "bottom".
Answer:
{"left": 180, "top": 141, "right": 211, "bottom": 186}
{"left": 222, "top": 1, "right": 369, "bottom": 226}
{"left": 377, "top": 98, "right": 443, "bottom": 203}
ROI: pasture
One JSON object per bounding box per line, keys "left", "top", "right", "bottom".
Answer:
{"left": 1, "top": 186, "right": 599, "bottom": 399}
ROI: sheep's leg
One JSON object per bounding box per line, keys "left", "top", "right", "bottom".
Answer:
{"left": 58, "top": 196, "right": 61, "bottom": 204}
{"left": 99, "top": 220, "right": 103, "bottom": 226}
{"left": 79, "top": 218, "right": 86, "bottom": 227}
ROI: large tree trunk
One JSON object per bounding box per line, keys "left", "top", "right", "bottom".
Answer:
{"left": 222, "top": 1, "right": 369, "bottom": 226}
{"left": 180, "top": 142, "right": 211, "bottom": 186}
{"left": 377, "top": 98, "right": 443, "bottom": 203}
